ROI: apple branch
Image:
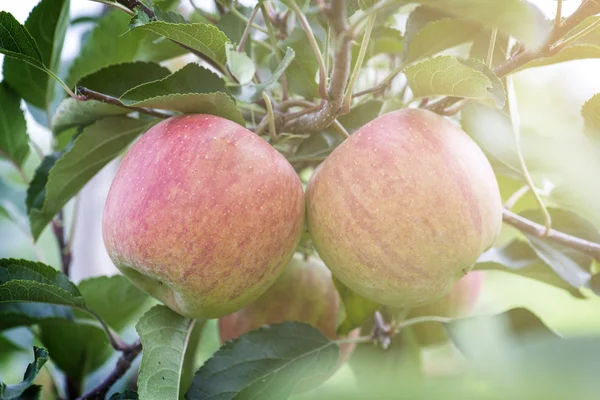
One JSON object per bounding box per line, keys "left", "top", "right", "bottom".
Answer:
{"left": 76, "top": 86, "right": 172, "bottom": 119}
{"left": 281, "top": 0, "right": 352, "bottom": 133}
{"left": 76, "top": 340, "right": 142, "bottom": 400}
{"left": 502, "top": 209, "right": 600, "bottom": 261}
{"left": 427, "top": 0, "right": 600, "bottom": 114}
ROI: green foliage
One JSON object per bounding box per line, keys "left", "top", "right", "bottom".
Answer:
{"left": 333, "top": 277, "right": 380, "bottom": 335}
{"left": 0, "top": 83, "right": 29, "bottom": 167}
{"left": 0, "top": 258, "right": 84, "bottom": 307}
{"left": 186, "top": 322, "right": 339, "bottom": 399}
{"left": 66, "top": 11, "right": 184, "bottom": 87}
{"left": 3, "top": 0, "right": 69, "bottom": 112}
{"left": 76, "top": 275, "right": 151, "bottom": 332}
{"left": 135, "top": 305, "right": 195, "bottom": 400}
{"left": 0, "top": 303, "right": 73, "bottom": 331}
{"left": 0, "top": 346, "right": 48, "bottom": 400}
{"left": 0, "top": 12, "right": 44, "bottom": 69}
{"left": 27, "top": 117, "right": 153, "bottom": 239}
{"left": 405, "top": 55, "right": 503, "bottom": 106}
{"left": 127, "top": 21, "right": 230, "bottom": 69}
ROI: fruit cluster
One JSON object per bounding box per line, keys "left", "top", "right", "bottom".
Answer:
{"left": 102, "top": 108, "right": 502, "bottom": 389}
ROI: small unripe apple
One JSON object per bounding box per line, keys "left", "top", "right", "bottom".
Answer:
{"left": 408, "top": 271, "right": 484, "bottom": 347}
{"left": 103, "top": 114, "right": 305, "bottom": 319}
{"left": 218, "top": 254, "right": 358, "bottom": 391}
{"left": 306, "top": 109, "right": 501, "bottom": 308}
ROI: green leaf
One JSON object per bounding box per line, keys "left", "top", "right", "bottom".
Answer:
{"left": 77, "top": 61, "right": 172, "bottom": 98}
{"left": 0, "top": 258, "right": 84, "bottom": 307}
{"left": 470, "top": 28, "right": 510, "bottom": 68}
{"left": 334, "top": 277, "right": 380, "bottom": 336}
{"left": 349, "top": 328, "right": 422, "bottom": 391}
{"left": 461, "top": 58, "right": 506, "bottom": 108}
{"left": 232, "top": 47, "right": 295, "bottom": 103}
{"left": 0, "top": 178, "right": 27, "bottom": 229}
{"left": 405, "top": 17, "right": 480, "bottom": 63}
{"left": 3, "top": 0, "right": 70, "bottom": 111}
{"left": 582, "top": 93, "right": 600, "bottom": 136}
{"left": 39, "top": 320, "right": 111, "bottom": 381}
{"left": 0, "top": 346, "right": 48, "bottom": 400}
{"left": 50, "top": 98, "right": 128, "bottom": 134}
{"left": 216, "top": 8, "right": 252, "bottom": 54}
{"left": 226, "top": 44, "right": 255, "bottom": 85}
{"left": 121, "top": 63, "right": 226, "bottom": 102}
{"left": 476, "top": 240, "right": 584, "bottom": 297}
{"left": 519, "top": 208, "right": 600, "bottom": 294}
{"left": 448, "top": 307, "right": 559, "bottom": 360}
{"left": 0, "top": 12, "right": 44, "bottom": 69}
{"left": 76, "top": 275, "right": 150, "bottom": 332}
{"left": 515, "top": 44, "right": 600, "bottom": 72}
{"left": 66, "top": 10, "right": 185, "bottom": 87}
{"left": 110, "top": 390, "right": 139, "bottom": 400}
{"left": 280, "top": 29, "right": 319, "bottom": 99}
{"left": 127, "top": 21, "right": 230, "bottom": 68}
{"left": 404, "top": 55, "right": 493, "bottom": 102}
{"left": 0, "top": 303, "right": 73, "bottom": 331}
{"left": 0, "top": 82, "right": 29, "bottom": 168}
{"left": 562, "top": 15, "right": 600, "bottom": 46}
{"left": 186, "top": 322, "right": 339, "bottom": 399}
{"left": 415, "top": 0, "right": 549, "bottom": 50}
{"left": 27, "top": 116, "right": 152, "bottom": 240}
{"left": 136, "top": 305, "right": 195, "bottom": 400}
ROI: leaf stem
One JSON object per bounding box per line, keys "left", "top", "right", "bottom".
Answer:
{"left": 262, "top": 92, "right": 278, "bottom": 141}
{"left": 342, "top": 15, "right": 375, "bottom": 112}
{"left": 486, "top": 28, "right": 498, "bottom": 68}
{"left": 331, "top": 119, "right": 349, "bottom": 139}
{"left": 554, "top": 0, "right": 564, "bottom": 34}
{"left": 75, "top": 340, "right": 142, "bottom": 400}
{"left": 289, "top": 0, "right": 328, "bottom": 99}
{"left": 260, "top": 3, "right": 289, "bottom": 100}
{"left": 502, "top": 208, "right": 600, "bottom": 261}
{"left": 81, "top": 308, "right": 128, "bottom": 351}
{"left": 215, "top": 0, "right": 269, "bottom": 34}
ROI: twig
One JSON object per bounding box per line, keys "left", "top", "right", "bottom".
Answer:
{"left": 554, "top": 0, "right": 564, "bottom": 34}
{"left": 116, "top": 0, "right": 154, "bottom": 18}
{"left": 76, "top": 340, "right": 142, "bottom": 400}
{"left": 260, "top": 3, "right": 289, "bottom": 100}
{"left": 90, "top": 0, "right": 134, "bottom": 15}
{"left": 486, "top": 28, "right": 498, "bottom": 68}
{"left": 51, "top": 211, "right": 72, "bottom": 277}
{"left": 262, "top": 92, "right": 278, "bottom": 141}
{"left": 427, "top": 0, "right": 600, "bottom": 115}
{"left": 237, "top": 5, "right": 261, "bottom": 52}
{"left": 503, "top": 185, "right": 530, "bottom": 210}
{"left": 353, "top": 62, "right": 404, "bottom": 98}
{"left": 331, "top": 119, "right": 350, "bottom": 138}
{"left": 373, "top": 311, "right": 392, "bottom": 349}
{"left": 282, "top": 0, "right": 352, "bottom": 133}
{"left": 82, "top": 308, "right": 128, "bottom": 351}
{"left": 289, "top": 0, "right": 328, "bottom": 99}
{"left": 502, "top": 209, "right": 600, "bottom": 260}
{"left": 215, "top": 0, "right": 269, "bottom": 34}
{"left": 76, "top": 87, "right": 171, "bottom": 119}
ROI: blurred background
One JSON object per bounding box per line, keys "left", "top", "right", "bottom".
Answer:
{"left": 1, "top": 0, "right": 600, "bottom": 398}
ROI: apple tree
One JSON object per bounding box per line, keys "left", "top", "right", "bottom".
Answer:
{"left": 1, "top": 0, "right": 600, "bottom": 399}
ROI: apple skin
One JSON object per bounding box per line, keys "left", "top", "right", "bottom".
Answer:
{"left": 306, "top": 108, "right": 502, "bottom": 308}
{"left": 408, "top": 271, "right": 484, "bottom": 347}
{"left": 218, "top": 254, "right": 358, "bottom": 391}
{"left": 102, "top": 114, "right": 305, "bottom": 320}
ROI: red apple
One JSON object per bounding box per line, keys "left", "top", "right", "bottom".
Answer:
{"left": 218, "top": 254, "right": 358, "bottom": 391}
{"left": 306, "top": 109, "right": 501, "bottom": 308}
{"left": 102, "top": 114, "right": 305, "bottom": 319}
{"left": 408, "top": 271, "right": 484, "bottom": 346}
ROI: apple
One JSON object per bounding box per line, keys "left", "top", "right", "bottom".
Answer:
{"left": 102, "top": 114, "right": 305, "bottom": 320}
{"left": 218, "top": 254, "right": 358, "bottom": 391}
{"left": 306, "top": 108, "right": 502, "bottom": 308}
{"left": 408, "top": 271, "right": 484, "bottom": 347}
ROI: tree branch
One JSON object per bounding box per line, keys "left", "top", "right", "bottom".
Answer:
{"left": 76, "top": 340, "right": 142, "bottom": 400}
{"left": 116, "top": 0, "right": 154, "bottom": 18}
{"left": 282, "top": 0, "right": 351, "bottom": 134}
{"left": 76, "top": 87, "right": 172, "bottom": 119}
{"left": 427, "top": 0, "right": 600, "bottom": 114}
{"left": 51, "top": 211, "right": 71, "bottom": 277}
{"left": 502, "top": 209, "right": 600, "bottom": 261}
